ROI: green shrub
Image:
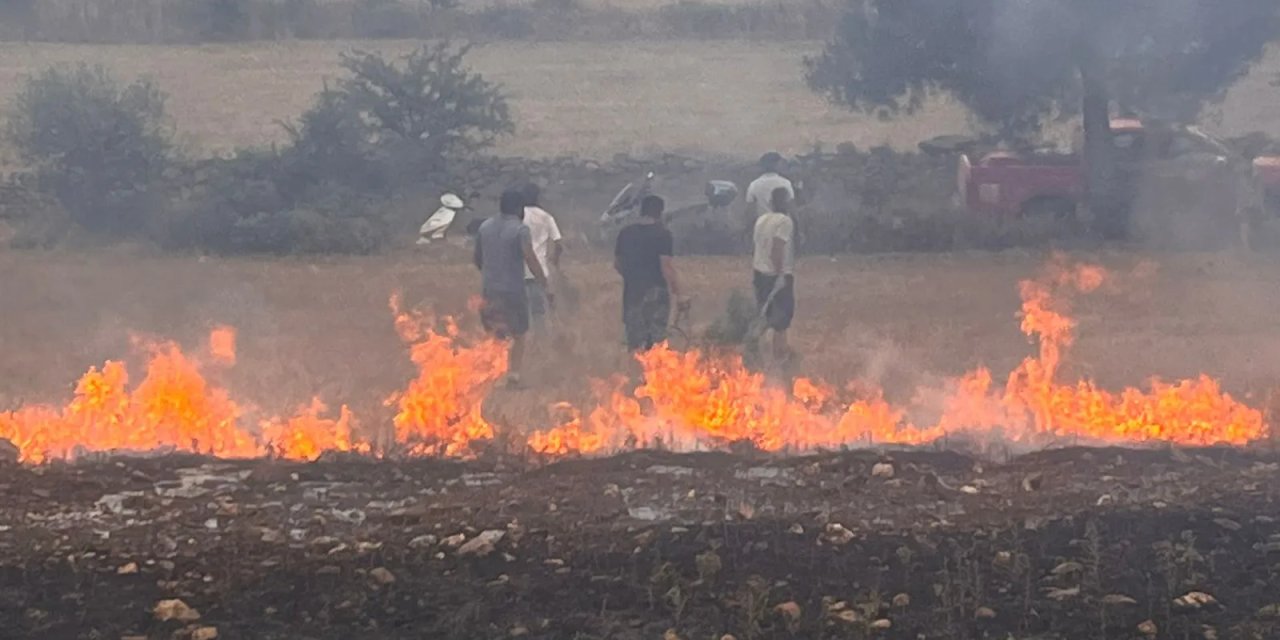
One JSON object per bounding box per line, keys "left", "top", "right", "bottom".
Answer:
{"left": 5, "top": 64, "right": 174, "bottom": 237}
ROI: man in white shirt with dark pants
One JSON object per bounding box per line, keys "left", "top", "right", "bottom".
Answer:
{"left": 521, "top": 183, "right": 563, "bottom": 334}
{"left": 752, "top": 186, "right": 796, "bottom": 367}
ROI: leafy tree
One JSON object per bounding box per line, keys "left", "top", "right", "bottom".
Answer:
{"left": 807, "top": 1, "right": 1280, "bottom": 224}
{"left": 278, "top": 43, "right": 511, "bottom": 193}
{"left": 5, "top": 65, "right": 173, "bottom": 235}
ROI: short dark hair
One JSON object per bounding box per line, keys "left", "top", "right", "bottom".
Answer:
{"left": 640, "top": 195, "right": 665, "bottom": 219}
{"left": 770, "top": 186, "right": 791, "bottom": 213}
{"left": 521, "top": 182, "right": 541, "bottom": 207}
{"left": 760, "top": 152, "right": 783, "bottom": 172}
{"left": 500, "top": 188, "right": 525, "bottom": 216}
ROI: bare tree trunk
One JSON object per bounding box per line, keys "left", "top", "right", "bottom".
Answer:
{"left": 1079, "top": 53, "right": 1121, "bottom": 238}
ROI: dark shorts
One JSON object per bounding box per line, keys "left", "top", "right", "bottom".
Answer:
{"left": 480, "top": 289, "right": 530, "bottom": 339}
{"left": 753, "top": 271, "right": 795, "bottom": 331}
{"left": 623, "top": 288, "right": 670, "bottom": 352}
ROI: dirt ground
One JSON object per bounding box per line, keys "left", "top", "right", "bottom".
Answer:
{"left": 5, "top": 248, "right": 1280, "bottom": 438}
{"left": 1, "top": 446, "right": 1279, "bottom": 639}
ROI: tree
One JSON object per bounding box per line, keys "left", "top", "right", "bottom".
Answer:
{"left": 807, "top": 1, "right": 1280, "bottom": 228}
{"left": 6, "top": 65, "right": 173, "bottom": 235}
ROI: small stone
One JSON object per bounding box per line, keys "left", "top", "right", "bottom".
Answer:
{"left": 1051, "top": 561, "right": 1084, "bottom": 576}
{"left": 1138, "top": 619, "right": 1158, "bottom": 636}
{"left": 409, "top": 535, "right": 440, "bottom": 550}
{"left": 442, "top": 533, "right": 467, "bottom": 548}
{"left": 960, "top": 485, "right": 979, "bottom": 495}
{"left": 117, "top": 562, "right": 139, "bottom": 575}
{"left": 891, "top": 593, "right": 910, "bottom": 608}
{"left": 974, "top": 607, "right": 996, "bottom": 619}
{"left": 662, "top": 630, "right": 681, "bottom": 640}
{"left": 153, "top": 599, "right": 200, "bottom": 622}
{"left": 871, "top": 463, "right": 894, "bottom": 479}
{"left": 834, "top": 610, "right": 861, "bottom": 623}
{"left": 788, "top": 523, "right": 804, "bottom": 535}
{"left": 774, "top": 601, "right": 801, "bottom": 620}
{"left": 1174, "top": 591, "right": 1219, "bottom": 610}
{"left": 823, "top": 523, "right": 855, "bottom": 546}
{"left": 191, "top": 627, "right": 219, "bottom": 640}
{"left": 1103, "top": 594, "right": 1138, "bottom": 605}
{"left": 369, "top": 567, "right": 396, "bottom": 585}
{"left": 871, "top": 618, "right": 892, "bottom": 630}
{"left": 993, "top": 551, "right": 1012, "bottom": 568}
{"left": 458, "top": 530, "right": 505, "bottom": 558}
{"left": 509, "top": 626, "right": 529, "bottom": 637}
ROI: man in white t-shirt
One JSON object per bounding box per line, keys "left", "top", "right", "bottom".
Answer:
{"left": 521, "top": 183, "right": 563, "bottom": 332}
{"left": 752, "top": 186, "right": 796, "bottom": 366}
{"left": 744, "top": 152, "right": 795, "bottom": 246}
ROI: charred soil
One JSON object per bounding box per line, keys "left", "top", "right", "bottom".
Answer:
{"left": 2, "top": 447, "right": 1279, "bottom": 639}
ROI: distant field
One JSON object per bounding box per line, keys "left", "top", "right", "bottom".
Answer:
{"left": 0, "top": 40, "right": 1278, "bottom": 161}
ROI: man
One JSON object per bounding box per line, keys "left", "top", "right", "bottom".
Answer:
{"left": 614, "top": 195, "right": 688, "bottom": 352}
{"left": 744, "top": 152, "right": 795, "bottom": 245}
{"left": 752, "top": 186, "right": 796, "bottom": 365}
{"left": 521, "top": 183, "right": 563, "bottom": 333}
{"left": 474, "top": 188, "right": 551, "bottom": 388}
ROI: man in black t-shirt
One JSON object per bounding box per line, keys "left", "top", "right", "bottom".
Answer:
{"left": 614, "top": 195, "right": 687, "bottom": 352}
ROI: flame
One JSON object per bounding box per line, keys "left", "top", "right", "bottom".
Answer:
{"left": 0, "top": 332, "right": 362, "bottom": 463}
{"left": 385, "top": 295, "right": 507, "bottom": 457}
{"left": 262, "top": 398, "right": 365, "bottom": 461}
{"left": 0, "top": 260, "right": 1268, "bottom": 464}
{"left": 209, "top": 325, "right": 237, "bottom": 366}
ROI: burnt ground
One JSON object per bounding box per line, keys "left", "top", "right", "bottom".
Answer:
{"left": 1, "top": 448, "right": 1280, "bottom": 640}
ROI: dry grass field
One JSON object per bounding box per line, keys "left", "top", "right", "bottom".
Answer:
{"left": 5, "top": 247, "right": 1280, "bottom": 438}
{"left": 2, "top": 40, "right": 1279, "bottom": 164}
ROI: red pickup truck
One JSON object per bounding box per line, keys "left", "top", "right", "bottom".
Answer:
{"left": 958, "top": 119, "right": 1280, "bottom": 221}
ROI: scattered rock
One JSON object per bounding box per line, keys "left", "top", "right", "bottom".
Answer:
{"left": 1045, "top": 586, "right": 1080, "bottom": 601}
{"left": 871, "top": 463, "right": 895, "bottom": 479}
{"left": 1258, "top": 603, "right": 1280, "bottom": 618}
{"left": 153, "top": 599, "right": 200, "bottom": 622}
{"left": 974, "top": 606, "right": 996, "bottom": 619}
{"left": 960, "top": 485, "right": 979, "bottom": 495}
{"left": 1138, "top": 619, "right": 1158, "bottom": 636}
{"left": 871, "top": 618, "right": 892, "bottom": 630}
{"left": 774, "top": 601, "right": 801, "bottom": 620}
{"left": 1021, "top": 472, "right": 1043, "bottom": 492}
{"left": 787, "top": 523, "right": 804, "bottom": 535}
{"left": 834, "top": 610, "right": 861, "bottom": 623}
{"left": 1051, "top": 561, "right": 1084, "bottom": 576}
{"left": 509, "top": 626, "right": 529, "bottom": 637}
{"left": 369, "top": 567, "right": 396, "bottom": 586}
{"left": 1174, "top": 591, "right": 1219, "bottom": 611}
{"left": 409, "top": 534, "right": 439, "bottom": 549}
{"left": 891, "top": 593, "right": 910, "bottom": 608}
{"left": 823, "top": 523, "right": 855, "bottom": 546}
{"left": 117, "top": 562, "right": 139, "bottom": 575}
{"left": 1096, "top": 494, "right": 1116, "bottom": 506}
{"left": 191, "top": 626, "right": 219, "bottom": 640}
{"left": 662, "top": 629, "right": 681, "bottom": 640}
{"left": 1103, "top": 594, "right": 1138, "bottom": 606}
{"left": 442, "top": 533, "right": 467, "bottom": 548}
{"left": 458, "top": 530, "right": 506, "bottom": 558}
{"left": 992, "top": 551, "right": 1013, "bottom": 568}
{"left": 1214, "top": 518, "right": 1242, "bottom": 531}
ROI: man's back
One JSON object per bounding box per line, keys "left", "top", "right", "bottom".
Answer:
{"left": 522, "top": 206, "right": 562, "bottom": 277}
{"left": 478, "top": 216, "right": 530, "bottom": 294}
{"left": 747, "top": 173, "right": 794, "bottom": 214}
{"left": 752, "top": 212, "right": 795, "bottom": 275}
{"left": 615, "top": 223, "right": 672, "bottom": 302}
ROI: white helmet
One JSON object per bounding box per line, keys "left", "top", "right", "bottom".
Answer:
{"left": 441, "top": 193, "right": 464, "bottom": 209}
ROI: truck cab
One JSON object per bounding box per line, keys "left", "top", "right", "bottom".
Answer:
{"left": 958, "top": 119, "right": 1239, "bottom": 220}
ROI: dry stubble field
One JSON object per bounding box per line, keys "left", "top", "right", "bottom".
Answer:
{"left": 1, "top": 39, "right": 1279, "bottom": 164}
{"left": 5, "top": 248, "right": 1280, "bottom": 442}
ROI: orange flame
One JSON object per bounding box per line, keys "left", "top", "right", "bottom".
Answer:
{"left": 0, "top": 261, "right": 1268, "bottom": 464}
{"left": 262, "top": 398, "right": 365, "bottom": 461}
{"left": 209, "top": 325, "right": 237, "bottom": 366}
{"left": 385, "top": 295, "right": 507, "bottom": 457}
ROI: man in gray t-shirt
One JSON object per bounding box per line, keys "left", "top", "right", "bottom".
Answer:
{"left": 474, "top": 188, "right": 550, "bottom": 388}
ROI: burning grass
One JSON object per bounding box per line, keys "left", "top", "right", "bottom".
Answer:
{"left": 0, "top": 255, "right": 1267, "bottom": 463}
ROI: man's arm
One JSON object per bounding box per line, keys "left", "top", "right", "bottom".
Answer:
{"left": 473, "top": 235, "right": 483, "bottom": 270}
{"left": 522, "top": 232, "right": 548, "bottom": 285}
{"left": 660, "top": 256, "right": 681, "bottom": 299}
{"left": 548, "top": 217, "right": 564, "bottom": 269}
